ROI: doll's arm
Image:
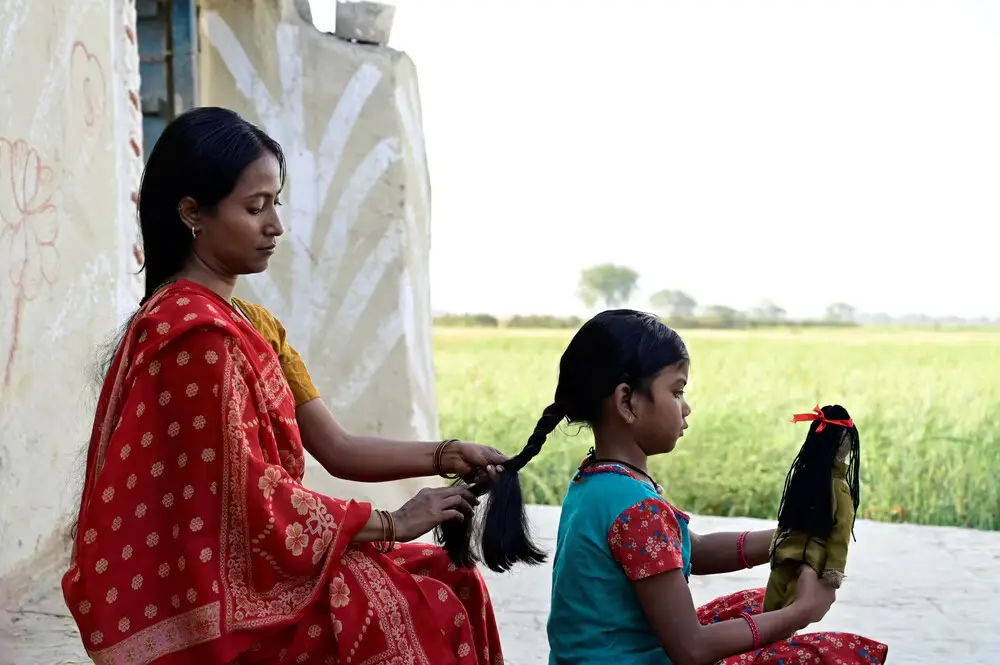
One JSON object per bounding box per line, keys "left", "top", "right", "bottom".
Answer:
{"left": 823, "top": 479, "right": 855, "bottom": 586}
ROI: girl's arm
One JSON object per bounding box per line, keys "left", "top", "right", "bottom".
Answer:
{"left": 689, "top": 529, "right": 774, "bottom": 575}
{"left": 634, "top": 567, "right": 825, "bottom": 665}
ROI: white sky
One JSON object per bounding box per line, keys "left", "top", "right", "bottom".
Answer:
{"left": 309, "top": 1, "right": 1000, "bottom": 319}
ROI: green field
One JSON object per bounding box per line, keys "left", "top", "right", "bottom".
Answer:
{"left": 433, "top": 326, "right": 1000, "bottom": 531}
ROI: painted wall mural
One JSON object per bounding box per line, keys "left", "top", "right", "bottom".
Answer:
{"left": 0, "top": 139, "right": 60, "bottom": 391}
{"left": 115, "top": 0, "right": 146, "bottom": 317}
{"left": 0, "top": 0, "right": 143, "bottom": 577}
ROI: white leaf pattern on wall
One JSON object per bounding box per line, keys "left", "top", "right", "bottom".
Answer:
{"left": 203, "top": 11, "right": 435, "bottom": 437}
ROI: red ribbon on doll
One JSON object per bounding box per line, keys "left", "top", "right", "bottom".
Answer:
{"left": 790, "top": 405, "right": 854, "bottom": 432}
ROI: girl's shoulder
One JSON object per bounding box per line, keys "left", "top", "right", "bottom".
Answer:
{"left": 566, "top": 461, "right": 681, "bottom": 521}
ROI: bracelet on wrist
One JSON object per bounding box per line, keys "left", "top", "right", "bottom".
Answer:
{"left": 740, "top": 611, "right": 761, "bottom": 649}
{"left": 373, "top": 509, "right": 397, "bottom": 553}
{"left": 434, "top": 439, "right": 461, "bottom": 480}
{"left": 737, "top": 530, "right": 752, "bottom": 569}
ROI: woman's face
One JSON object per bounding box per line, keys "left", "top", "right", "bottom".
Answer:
{"left": 188, "top": 153, "right": 284, "bottom": 277}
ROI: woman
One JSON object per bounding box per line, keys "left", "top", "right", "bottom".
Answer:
{"left": 63, "top": 107, "right": 508, "bottom": 664}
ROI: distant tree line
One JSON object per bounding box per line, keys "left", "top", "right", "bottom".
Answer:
{"left": 434, "top": 263, "right": 999, "bottom": 330}
{"left": 434, "top": 313, "right": 583, "bottom": 329}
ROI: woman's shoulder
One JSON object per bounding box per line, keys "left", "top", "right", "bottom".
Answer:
{"left": 230, "top": 296, "right": 286, "bottom": 349}
{"left": 131, "top": 282, "right": 243, "bottom": 349}
{"left": 230, "top": 296, "right": 275, "bottom": 324}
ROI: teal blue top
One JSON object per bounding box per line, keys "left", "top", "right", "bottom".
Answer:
{"left": 547, "top": 462, "right": 692, "bottom": 665}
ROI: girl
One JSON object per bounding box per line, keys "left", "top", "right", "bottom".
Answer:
{"left": 442, "top": 309, "right": 888, "bottom": 664}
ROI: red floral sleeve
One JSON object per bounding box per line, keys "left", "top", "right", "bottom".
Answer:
{"left": 607, "top": 498, "right": 685, "bottom": 581}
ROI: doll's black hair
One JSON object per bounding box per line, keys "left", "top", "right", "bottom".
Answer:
{"left": 774, "top": 404, "right": 861, "bottom": 546}
{"left": 437, "top": 309, "right": 690, "bottom": 572}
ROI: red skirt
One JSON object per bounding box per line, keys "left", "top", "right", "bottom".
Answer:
{"left": 698, "top": 588, "right": 888, "bottom": 665}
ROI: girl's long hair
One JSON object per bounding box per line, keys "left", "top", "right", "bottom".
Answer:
{"left": 437, "top": 309, "right": 690, "bottom": 572}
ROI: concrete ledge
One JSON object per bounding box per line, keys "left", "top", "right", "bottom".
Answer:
{"left": 3, "top": 505, "right": 998, "bottom": 664}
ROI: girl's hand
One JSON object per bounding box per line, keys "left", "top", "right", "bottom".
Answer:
{"left": 440, "top": 441, "right": 509, "bottom": 483}
{"left": 391, "top": 486, "right": 478, "bottom": 542}
{"left": 792, "top": 565, "right": 836, "bottom": 626}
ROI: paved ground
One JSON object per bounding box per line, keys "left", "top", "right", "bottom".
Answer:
{"left": 486, "top": 506, "right": 1000, "bottom": 665}
{"left": 3, "top": 505, "right": 999, "bottom": 664}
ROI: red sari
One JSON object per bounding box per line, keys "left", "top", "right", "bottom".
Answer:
{"left": 63, "top": 281, "right": 503, "bottom": 665}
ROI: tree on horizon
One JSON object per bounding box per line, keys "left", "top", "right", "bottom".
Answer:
{"left": 825, "top": 302, "right": 857, "bottom": 323}
{"left": 649, "top": 289, "right": 698, "bottom": 319}
{"left": 578, "top": 264, "right": 639, "bottom": 310}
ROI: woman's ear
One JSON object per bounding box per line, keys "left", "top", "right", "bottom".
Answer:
{"left": 612, "top": 383, "right": 636, "bottom": 424}
{"left": 177, "top": 196, "right": 201, "bottom": 233}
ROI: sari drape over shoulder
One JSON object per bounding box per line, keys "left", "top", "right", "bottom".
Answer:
{"left": 63, "top": 281, "right": 503, "bottom": 665}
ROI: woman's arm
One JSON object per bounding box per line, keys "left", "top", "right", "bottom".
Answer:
{"left": 634, "top": 568, "right": 815, "bottom": 665}
{"left": 296, "top": 398, "right": 452, "bottom": 482}
{"left": 689, "top": 529, "right": 774, "bottom": 575}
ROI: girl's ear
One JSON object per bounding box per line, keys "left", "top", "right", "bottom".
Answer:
{"left": 612, "top": 382, "right": 636, "bottom": 424}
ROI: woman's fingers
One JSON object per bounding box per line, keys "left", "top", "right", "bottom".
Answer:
{"left": 440, "top": 492, "right": 475, "bottom": 514}
{"left": 441, "top": 509, "right": 466, "bottom": 523}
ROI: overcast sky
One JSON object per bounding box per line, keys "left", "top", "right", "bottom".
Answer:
{"left": 310, "top": 1, "right": 1000, "bottom": 319}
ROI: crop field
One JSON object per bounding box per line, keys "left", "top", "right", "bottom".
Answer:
{"left": 433, "top": 326, "right": 1000, "bottom": 531}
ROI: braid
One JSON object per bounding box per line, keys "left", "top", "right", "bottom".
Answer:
{"left": 438, "top": 403, "right": 564, "bottom": 572}
{"left": 506, "top": 403, "right": 564, "bottom": 473}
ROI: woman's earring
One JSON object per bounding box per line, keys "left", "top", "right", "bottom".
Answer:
{"left": 625, "top": 413, "right": 635, "bottom": 425}
{"left": 191, "top": 227, "right": 198, "bottom": 239}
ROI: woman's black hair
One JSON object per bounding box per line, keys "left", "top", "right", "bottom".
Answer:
{"left": 437, "top": 309, "right": 690, "bottom": 572}
{"left": 773, "top": 404, "right": 861, "bottom": 546}
{"left": 93, "top": 107, "right": 285, "bottom": 382}
{"left": 76, "top": 108, "right": 285, "bottom": 540}
{"left": 137, "top": 106, "right": 286, "bottom": 304}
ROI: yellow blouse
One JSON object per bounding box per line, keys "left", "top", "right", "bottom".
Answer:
{"left": 232, "top": 297, "right": 321, "bottom": 407}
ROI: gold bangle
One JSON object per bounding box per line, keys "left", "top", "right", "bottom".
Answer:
{"left": 374, "top": 509, "right": 391, "bottom": 553}
{"left": 385, "top": 510, "right": 396, "bottom": 550}
{"left": 434, "top": 439, "right": 461, "bottom": 480}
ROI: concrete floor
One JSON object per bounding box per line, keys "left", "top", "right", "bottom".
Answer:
{"left": 485, "top": 506, "right": 1000, "bottom": 665}
{"left": 3, "top": 505, "right": 999, "bottom": 664}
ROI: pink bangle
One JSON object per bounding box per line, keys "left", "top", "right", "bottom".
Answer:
{"left": 737, "top": 530, "right": 752, "bottom": 569}
{"left": 740, "top": 611, "right": 761, "bottom": 649}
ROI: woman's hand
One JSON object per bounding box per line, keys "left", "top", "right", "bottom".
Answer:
{"left": 791, "top": 565, "right": 836, "bottom": 627}
{"left": 391, "top": 486, "right": 479, "bottom": 542}
{"left": 440, "top": 441, "right": 509, "bottom": 483}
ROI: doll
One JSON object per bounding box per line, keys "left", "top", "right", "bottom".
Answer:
{"left": 763, "top": 405, "right": 861, "bottom": 613}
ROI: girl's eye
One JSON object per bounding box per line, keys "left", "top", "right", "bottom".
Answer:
{"left": 674, "top": 391, "right": 685, "bottom": 399}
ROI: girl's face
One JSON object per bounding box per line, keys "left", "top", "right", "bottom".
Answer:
{"left": 630, "top": 361, "right": 691, "bottom": 456}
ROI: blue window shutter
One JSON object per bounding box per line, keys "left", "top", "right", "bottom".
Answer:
{"left": 137, "top": 0, "right": 198, "bottom": 160}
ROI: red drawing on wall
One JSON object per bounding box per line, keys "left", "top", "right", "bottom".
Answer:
{"left": 0, "top": 139, "right": 60, "bottom": 390}
{"left": 70, "top": 41, "right": 107, "bottom": 131}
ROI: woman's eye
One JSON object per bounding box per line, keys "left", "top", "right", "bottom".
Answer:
{"left": 274, "top": 198, "right": 283, "bottom": 207}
